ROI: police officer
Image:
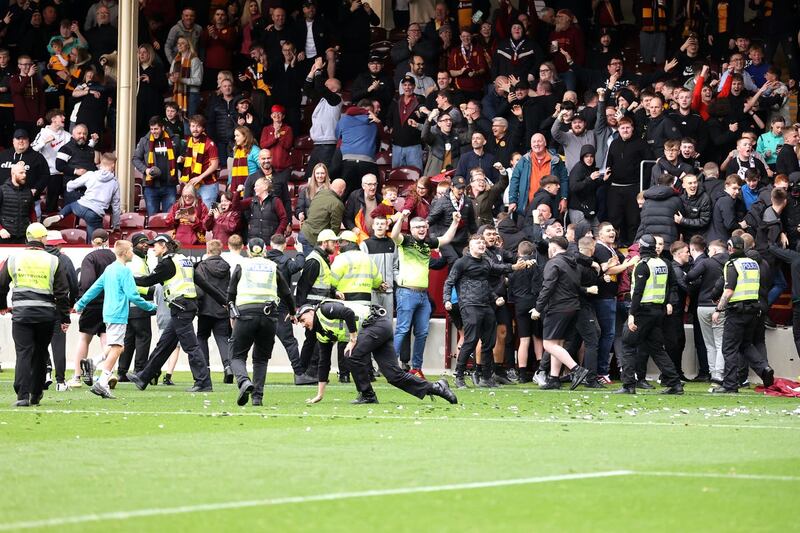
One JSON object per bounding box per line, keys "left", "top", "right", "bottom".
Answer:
{"left": 330, "top": 230, "right": 383, "bottom": 304}
{"left": 295, "top": 228, "right": 339, "bottom": 380}
{"left": 0, "top": 223, "right": 71, "bottom": 406}
{"left": 711, "top": 236, "right": 775, "bottom": 393}
{"left": 295, "top": 299, "right": 457, "bottom": 405}
{"left": 126, "top": 234, "right": 227, "bottom": 392}
{"left": 616, "top": 234, "right": 684, "bottom": 395}
{"left": 228, "top": 238, "right": 296, "bottom": 406}
{"left": 117, "top": 233, "right": 154, "bottom": 381}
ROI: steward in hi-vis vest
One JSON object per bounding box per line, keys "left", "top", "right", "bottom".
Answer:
{"left": 617, "top": 234, "right": 683, "bottom": 395}
{"left": 0, "top": 223, "right": 71, "bottom": 407}
{"left": 125, "top": 233, "right": 227, "bottom": 394}
{"left": 227, "top": 237, "right": 295, "bottom": 407}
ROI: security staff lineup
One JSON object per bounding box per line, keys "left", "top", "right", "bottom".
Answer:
{"left": 0, "top": 220, "right": 777, "bottom": 406}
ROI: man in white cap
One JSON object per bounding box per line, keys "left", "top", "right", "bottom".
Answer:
{"left": 0, "top": 223, "right": 71, "bottom": 406}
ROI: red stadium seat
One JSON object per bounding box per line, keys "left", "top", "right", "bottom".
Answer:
{"left": 118, "top": 212, "right": 145, "bottom": 239}
{"left": 294, "top": 135, "right": 314, "bottom": 151}
{"left": 60, "top": 228, "right": 87, "bottom": 244}
{"left": 370, "top": 27, "right": 387, "bottom": 43}
{"left": 147, "top": 213, "right": 172, "bottom": 230}
{"left": 387, "top": 166, "right": 420, "bottom": 183}
{"left": 139, "top": 229, "right": 157, "bottom": 241}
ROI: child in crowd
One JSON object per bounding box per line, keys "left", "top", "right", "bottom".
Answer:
{"left": 370, "top": 184, "right": 398, "bottom": 224}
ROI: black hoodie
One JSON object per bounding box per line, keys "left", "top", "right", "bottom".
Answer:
{"left": 636, "top": 184, "right": 682, "bottom": 246}
{"left": 195, "top": 255, "right": 230, "bottom": 319}
{"left": 535, "top": 251, "right": 581, "bottom": 315}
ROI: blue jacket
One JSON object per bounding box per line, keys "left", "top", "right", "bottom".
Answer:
{"left": 336, "top": 111, "right": 377, "bottom": 159}
{"left": 509, "top": 149, "right": 568, "bottom": 215}
{"left": 75, "top": 261, "right": 156, "bottom": 324}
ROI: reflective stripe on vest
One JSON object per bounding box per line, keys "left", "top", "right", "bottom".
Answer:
{"left": 164, "top": 254, "right": 197, "bottom": 302}
{"left": 632, "top": 257, "right": 668, "bottom": 304}
{"left": 315, "top": 299, "right": 371, "bottom": 344}
{"left": 127, "top": 253, "right": 150, "bottom": 297}
{"left": 7, "top": 249, "right": 58, "bottom": 308}
{"left": 235, "top": 257, "right": 279, "bottom": 306}
{"left": 331, "top": 250, "right": 376, "bottom": 295}
{"left": 306, "top": 250, "right": 332, "bottom": 301}
{"left": 727, "top": 257, "right": 760, "bottom": 303}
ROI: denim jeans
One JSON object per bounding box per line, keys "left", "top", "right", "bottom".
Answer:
{"left": 593, "top": 298, "right": 617, "bottom": 376}
{"left": 143, "top": 184, "right": 177, "bottom": 216}
{"left": 60, "top": 202, "right": 102, "bottom": 243}
{"left": 767, "top": 267, "right": 787, "bottom": 307}
{"left": 392, "top": 144, "right": 423, "bottom": 170}
{"left": 197, "top": 183, "right": 219, "bottom": 209}
{"left": 393, "top": 287, "right": 431, "bottom": 370}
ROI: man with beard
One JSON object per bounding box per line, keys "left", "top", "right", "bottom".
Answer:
{"left": 55, "top": 124, "right": 98, "bottom": 205}
{"left": 550, "top": 111, "right": 595, "bottom": 172}
{"left": 351, "top": 55, "right": 394, "bottom": 121}
{"left": 427, "top": 175, "right": 478, "bottom": 264}
{"left": 0, "top": 161, "right": 36, "bottom": 244}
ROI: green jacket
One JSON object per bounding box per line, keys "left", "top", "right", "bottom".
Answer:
{"left": 302, "top": 188, "right": 344, "bottom": 245}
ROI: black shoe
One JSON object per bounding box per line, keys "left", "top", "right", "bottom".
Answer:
{"left": 470, "top": 370, "right": 480, "bottom": 387}
{"left": 30, "top": 392, "right": 43, "bottom": 405}
{"left": 237, "top": 379, "right": 254, "bottom": 406}
{"left": 764, "top": 316, "right": 777, "bottom": 329}
{"left": 400, "top": 362, "right": 411, "bottom": 372}
{"left": 13, "top": 398, "right": 31, "bottom": 407}
{"left": 454, "top": 375, "right": 467, "bottom": 389}
{"left": 710, "top": 386, "right": 738, "bottom": 394}
{"left": 761, "top": 367, "right": 775, "bottom": 387}
{"left": 149, "top": 371, "right": 161, "bottom": 386}
{"left": 539, "top": 377, "right": 562, "bottom": 390}
{"left": 583, "top": 379, "right": 606, "bottom": 389}
{"left": 126, "top": 372, "right": 147, "bottom": 391}
{"left": 678, "top": 374, "right": 690, "bottom": 383}
{"left": 661, "top": 385, "right": 684, "bottom": 395}
{"left": 338, "top": 373, "right": 350, "bottom": 384}
{"left": 222, "top": 366, "right": 233, "bottom": 384}
{"left": 117, "top": 373, "right": 130, "bottom": 383}
{"left": 80, "top": 359, "right": 94, "bottom": 386}
{"left": 494, "top": 372, "right": 516, "bottom": 386}
{"left": 162, "top": 374, "right": 175, "bottom": 386}
{"left": 252, "top": 397, "right": 263, "bottom": 406}
{"left": 430, "top": 379, "right": 458, "bottom": 404}
{"left": 44, "top": 371, "right": 53, "bottom": 390}
{"left": 570, "top": 366, "right": 590, "bottom": 390}
{"left": 518, "top": 369, "right": 533, "bottom": 383}
{"left": 294, "top": 372, "right": 319, "bottom": 385}
{"left": 478, "top": 376, "right": 499, "bottom": 388}
{"left": 636, "top": 379, "right": 654, "bottom": 390}
{"left": 691, "top": 373, "right": 711, "bottom": 382}
{"left": 740, "top": 379, "right": 751, "bottom": 388}
{"left": 186, "top": 385, "right": 213, "bottom": 393}
{"left": 613, "top": 386, "right": 636, "bottom": 394}
{"left": 351, "top": 393, "right": 379, "bottom": 404}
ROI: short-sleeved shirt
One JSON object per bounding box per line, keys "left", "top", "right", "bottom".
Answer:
{"left": 593, "top": 243, "right": 624, "bottom": 299}
{"left": 397, "top": 234, "right": 440, "bottom": 289}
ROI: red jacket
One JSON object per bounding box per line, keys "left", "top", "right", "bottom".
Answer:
{"left": 447, "top": 45, "right": 489, "bottom": 93}
{"left": 9, "top": 75, "right": 45, "bottom": 123}
{"left": 200, "top": 25, "right": 237, "bottom": 70}
{"left": 259, "top": 124, "right": 294, "bottom": 171}
{"left": 549, "top": 26, "right": 585, "bottom": 73}
{"left": 204, "top": 208, "right": 241, "bottom": 244}
{"left": 167, "top": 199, "right": 209, "bottom": 246}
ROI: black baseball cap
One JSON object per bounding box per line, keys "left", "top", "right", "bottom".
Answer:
{"left": 13, "top": 129, "right": 28, "bottom": 139}
{"left": 452, "top": 175, "right": 467, "bottom": 189}
{"left": 130, "top": 232, "right": 149, "bottom": 245}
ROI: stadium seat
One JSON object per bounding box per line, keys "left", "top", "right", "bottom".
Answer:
{"left": 387, "top": 166, "right": 421, "bottom": 184}
{"left": 119, "top": 212, "right": 145, "bottom": 238}
{"left": 147, "top": 213, "right": 172, "bottom": 231}
{"left": 388, "top": 28, "right": 406, "bottom": 42}
{"left": 294, "top": 135, "right": 314, "bottom": 151}
{"left": 370, "top": 27, "right": 387, "bottom": 43}
{"left": 61, "top": 228, "right": 87, "bottom": 244}
{"left": 139, "top": 229, "right": 157, "bottom": 241}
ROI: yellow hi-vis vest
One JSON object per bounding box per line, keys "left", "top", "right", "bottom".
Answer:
{"left": 7, "top": 249, "right": 58, "bottom": 308}
{"left": 632, "top": 257, "right": 669, "bottom": 304}
{"left": 330, "top": 250, "right": 380, "bottom": 296}
{"left": 306, "top": 249, "right": 332, "bottom": 302}
{"left": 315, "top": 299, "right": 371, "bottom": 344}
{"left": 127, "top": 253, "right": 150, "bottom": 297}
{"left": 163, "top": 254, "right": 197, "bottom": 302}
{"left": 726, "top": 257, "right": 760, "bottom": 303}
{"left": 235, "top": 256, "right": 279, "bottom": 307}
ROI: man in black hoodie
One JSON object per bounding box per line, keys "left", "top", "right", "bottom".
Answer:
{"left": 530, "top": 236, "right": 591, "bottom": 391}
{"left": 194, "top": 239, "right": 233, "bottom": 385}
{"left": 636, "top": 173, "right": 683, "bottom": 246}
{"left": 507, "top": 240, "right": 545, "bottom": 383}
{"left": 615, "top": 234, "right": 683, "bottom": 395}
{"left": 644, "top": 95, "right": 681, "bottom": 160}
{"left": 444, "top": 233, "right": 531, "bottom": 389}
{"left": 0, "top": 129, "right": 49, "bottom": 195}
{"left": 267, "top": 233, "right": 316, "bottom": 385}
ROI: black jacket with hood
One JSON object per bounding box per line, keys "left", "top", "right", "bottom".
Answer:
{"left": 194, "top": 254, "right": 230, "bottom": 319}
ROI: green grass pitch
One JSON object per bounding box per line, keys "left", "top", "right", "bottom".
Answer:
{"left": 1, "top": 372, "right": 799, "bottom": 532}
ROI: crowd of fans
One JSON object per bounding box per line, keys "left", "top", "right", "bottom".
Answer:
{"left": 0, "top": 0, "right": 800, "bottom": 385}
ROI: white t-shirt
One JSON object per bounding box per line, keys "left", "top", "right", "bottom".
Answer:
{"left": 305, "top": 20, "right": 317, "bottom": 58}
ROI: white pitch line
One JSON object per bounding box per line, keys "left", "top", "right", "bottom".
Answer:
{"left": 0, "top": 470, "right": 633, "bottom": 531}
{"left": 635, "top": 471, "right": 800, "bottom": 482}
{"left": 0, "top": 408, "right": 798, "bottom": 431}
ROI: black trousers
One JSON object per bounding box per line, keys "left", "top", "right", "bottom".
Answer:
{"left": 45, "top": 173, "right": 64, "bottom": 213}
{"left": 690, "top": 303, "right": 709, "bottom": 375}
{"left": 13, "top": 320, "right": 55, "bottom": 401}
{"left": 276, "top": 303, "right": 302, "bottom": 374}
{"left": 137, "top": 310, "right": 211, "bottom": 388}
{"left": 270, "top": 168, "right": 292, "bottom": 223}
{"left": 456, "top": 305, "right": 497, "bottom": 378}
{"left": 197, "top": 314, "right": 231, "bottom": 369}
{"left": 349, "top": 316, "right": 432, "bottom": 400}
{"left": 230, "top": 313, "right": 277, "bottom": 400}
{"left": 565, "top": 303, "right": 600, "bottom": 376}
{"left": 620, "top": 306, "right": 680, "bottom": 388}
{"left": 49, "top": 321, "right": 66, "bottom": 383}
{"left": 663, "top": 312, "right": 686, "bottom": 374}
{"left": 304, "top": 144, "right": 337, "bottom": 180}
{"left": 607, "top": 185, "right": 640, "bottom": 246}
{"left": 792, "top": 305, "right": 800, "bottom": 359}
{"left": 341, "top": 159, "right": 380, "bottom": 199}
{"left": 721, "top": 307, "right": 769, "bottom": 390}
{"left": 118, "top": 316, "right": 152, "bottom": 375}
{"left": 300, "top": 327, "right": 321, "bottom": 376}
